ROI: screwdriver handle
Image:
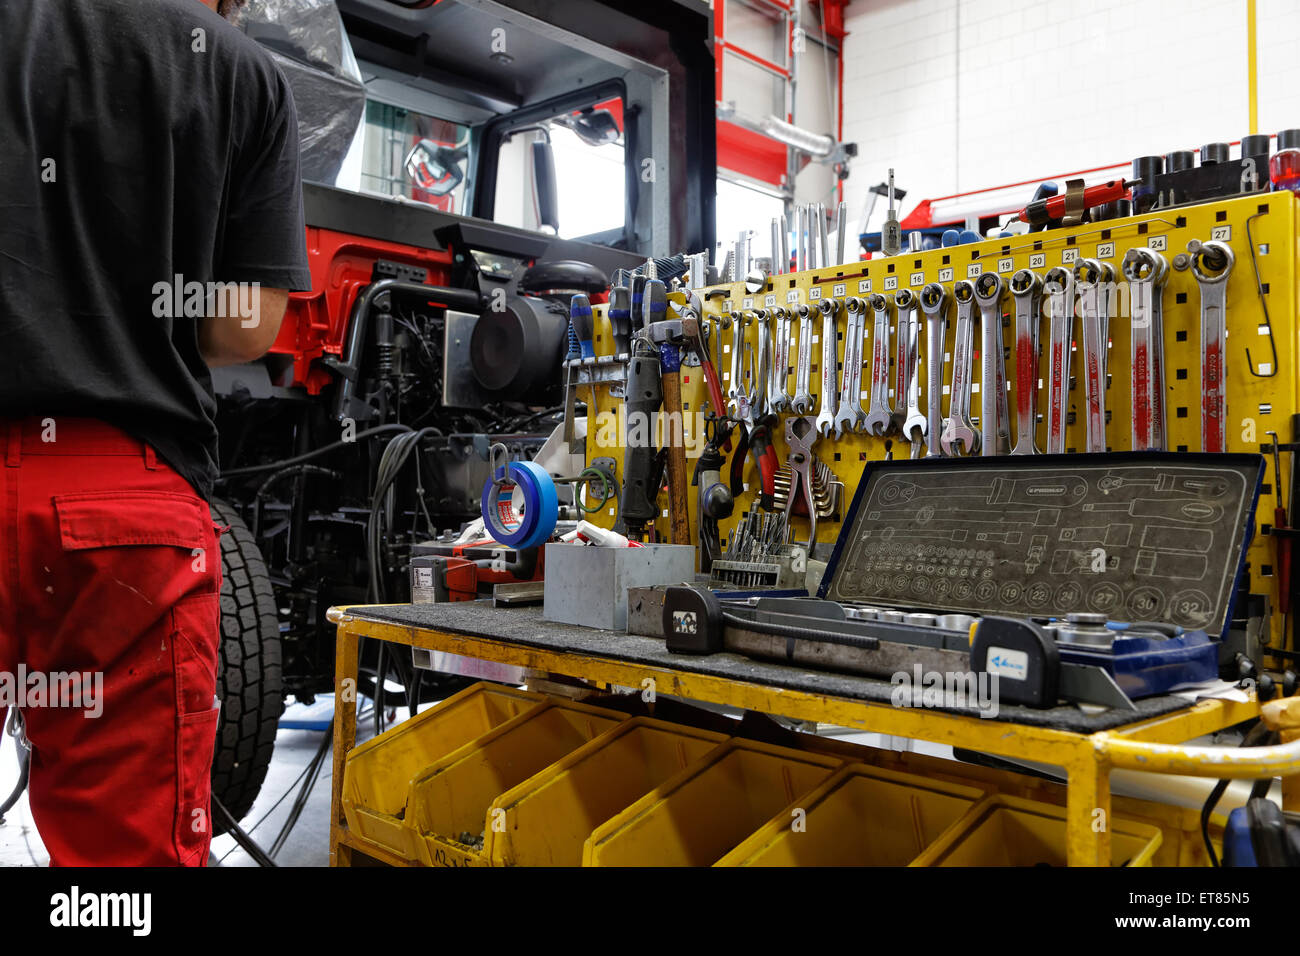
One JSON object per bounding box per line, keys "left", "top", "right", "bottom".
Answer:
{"left": 569, "top": 294, "right": 595, "bottom": 360}
{"left": 608, "top": 285, "right": 632, "bottom": 357}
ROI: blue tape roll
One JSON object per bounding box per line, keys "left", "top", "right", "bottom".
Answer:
{"left": 480, "top": 460, "right": 558, "bottom": 549}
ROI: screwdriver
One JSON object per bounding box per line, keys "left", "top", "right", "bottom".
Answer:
{"left": 569, "top": 294, "right": 599, "bottom": 416}
{"left": 1012, "top": 179, "right": 1139, "bottom": 227}
{"left": 608, "top": 280, "right": 632, "bottom": 358}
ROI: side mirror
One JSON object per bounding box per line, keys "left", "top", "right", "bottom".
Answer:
{"left": 403, "top": 139, "right": 466, "bottom": 197}
{"left": 531, "top": 139, "right": 559, "bottom": 233}
{"left": 561, "top": 108, "right": 621, "bottom": 147}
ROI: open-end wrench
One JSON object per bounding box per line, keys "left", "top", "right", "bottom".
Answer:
{"left": 833, "top": 296, "right": 867, "bottom": 437}
{"left": 974, "top": 273, "right": 1007, "bottom": 456}
{"left": 939, "top": 280, "right": 978, "bottom": 455}
{"left": 791, "top": 304, "right": 815, "bottom": 413}
{"left": 919, "top": 282, "right": 948, "bottom": 457}
{"left": 815, "top": 298, "right": 840, "bottom": 438}
{"left": 1009, "top": 269, "right": 1043, "bottom": 455}
{"left": 753, "top": 310, "right": 774, "bottom": 417}
{"left": 726, "top": 310, "right": 746, "bottom": 420}
{"left": 863, "top": 293, "right": 894, "bottom": 437}
{"left": 768, "top": 307, "right": 793, "bottom": 413}
{"left": 1074, "top": 259, "right": 1109, "bottom": 453}
{"left": 1043, "top": 266, "right": 1076, "bottom": 454}
{"left": 895, "top": 289, "right": 926, "bottom": 448}
{"left": 1181, "top": 239, "right": 1235, "bottom": 453}
{"left": 1123, "top": 248, "right": 1169, "bottom": 450}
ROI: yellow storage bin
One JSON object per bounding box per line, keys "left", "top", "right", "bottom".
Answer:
{"left": 717, "top": 763, "right": 986, "bottom": 866}
{"left": 409, "top": 698, "right": 627, "bottom": 867}
{"left": 341, "top": 681, "right": 543, "bottom": 861}
{"left": 583, "top": 739, "right": 840, "bottom": 866}
{"left": 485, "top": 716, "right": 729, "bottom": 867}
{"left": 910, "top": 794, "right": 1163, "bottom": 867}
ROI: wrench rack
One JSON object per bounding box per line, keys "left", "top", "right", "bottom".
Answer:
{"left": 584, "top": 191, "right": 1299, "bottom": 649}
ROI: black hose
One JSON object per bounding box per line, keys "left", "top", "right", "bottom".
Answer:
{"left": 212, "top": 795, "right": 278, "bottom": 867}
{"left": 218, "top": 424, "right": 413, "bottom": 478}
{"left": 1200, "top": 720, "right": 1277, "bottom": 867}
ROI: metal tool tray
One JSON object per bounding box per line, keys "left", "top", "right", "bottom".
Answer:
{"left": 819, "top": 452, "right": 1264, "bottom": 639}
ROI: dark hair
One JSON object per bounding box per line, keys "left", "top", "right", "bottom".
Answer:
{"left": 217, "top": 0, "right": 248, "bottom": 20}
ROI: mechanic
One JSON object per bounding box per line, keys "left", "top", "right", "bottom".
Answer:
{"left": 0, "top": 0, "right": 310, "bottom": 865}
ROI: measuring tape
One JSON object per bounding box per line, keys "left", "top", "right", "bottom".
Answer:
{"left": 480, "top": 460, "right": 558, "bottom": 550}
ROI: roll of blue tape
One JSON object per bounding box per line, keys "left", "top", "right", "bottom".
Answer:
{"left": 480, "top": 460, "right": 558, "bottom": 549}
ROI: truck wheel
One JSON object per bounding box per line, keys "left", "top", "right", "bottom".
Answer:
{"left": 209, "top": 498, "right": 284, "bottom": 834}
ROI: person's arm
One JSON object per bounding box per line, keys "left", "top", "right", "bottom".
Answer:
{"left": 209, "top": 57, "right": 310, "bottom": 367}
{"left": 199, "top": 285, "right": 288, "bottom": 367}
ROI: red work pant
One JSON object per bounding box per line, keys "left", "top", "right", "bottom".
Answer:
{"left": 0, "top": 417, "right": 222, "bottom": 866}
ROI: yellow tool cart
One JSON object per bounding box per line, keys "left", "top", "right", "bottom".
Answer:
{"left": 328, "top": 190, "right": 1300, "bottom": 868}
{"left": 327, "top": 603, "right": 1300, "bottom": 867}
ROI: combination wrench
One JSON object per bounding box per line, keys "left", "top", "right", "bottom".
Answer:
{"left": 919, "top": 283, "right": 948, "bottom": 457}
{"left": 833, "top": 296, "right": 867, "bottom": 437}
{"left": 939, "top": 280, "right": 978, "bottom": 455}
{"left": 1074, "top": 259, "right": 1110, "bottom": 453}
{"left": 890, "top": 290, "right": 911, "bottom": 435}
{"left": 863, "top": 293, "right": 894, "bottom": 437}
{"left": 895, "top": 288, "right": 926, "bottom": 449}
{"left": 1043, "top": 266, "right": 1076, "bottom": 454}
{"left": 790, "top": 304, "right": 815, "bottom": 414}
{"left": 1179, "top": 239, "right": 1235, "bottom": 453}
{"left": 815, "top": 298, "right": 840, "bottom": 438}
{"left": 1009, "top": 269, "right": 1043, "bottom": 455}
{"left": 974, "top": 273, "right": 1008, "bottom": 456}
{"left": 1122, "top": 248, "right": 1169, "bottom": 451}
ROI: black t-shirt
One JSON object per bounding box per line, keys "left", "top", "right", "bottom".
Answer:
{"left": 0, "top": 0, "right": 311, "bottom": 498}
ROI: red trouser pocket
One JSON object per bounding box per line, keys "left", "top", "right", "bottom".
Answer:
{"left": 20, "top": 479, "right": 222, "bottom": 866}
{"left": 172, "top": 592, "right": 221, "bottom": 866}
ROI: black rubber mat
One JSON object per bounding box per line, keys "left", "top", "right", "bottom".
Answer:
{"left": 348, "top": 601, "right": 1194, "bottom": 732}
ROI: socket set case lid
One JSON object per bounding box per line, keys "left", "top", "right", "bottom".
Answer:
{"left": 818, "top": 452, "right": 1264, "bottom": 639}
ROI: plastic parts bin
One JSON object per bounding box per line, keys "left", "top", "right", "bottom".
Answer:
{"left": 582, "top": 738, "right": 840, "bottom": 866}
{"left": 341, "top": 681, "right": 543, "bottom": 861}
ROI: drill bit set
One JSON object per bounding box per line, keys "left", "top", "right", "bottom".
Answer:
{"left": 708, "top": 510, "right": 807, "bottom": 591}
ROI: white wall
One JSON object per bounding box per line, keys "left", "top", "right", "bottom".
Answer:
{"left": 841, "top": 0, "right": 1298, "bottom": 227}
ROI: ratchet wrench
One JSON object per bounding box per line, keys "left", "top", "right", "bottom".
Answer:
{"left": 833, "top": 296, "right": 867, "bottom": 437}
{"left": 791, "top": 304, "right": 815, "bottom": 414}
{"left": 919, "top": 282, "right": 948, "bottom": 457}
{"left": 863, "top": 293, "right": 894, "bottom": 437}
{"left": 1043, "top": 266, "right": 1076, "bottom": 454}
{"left": 1075, "top": 259, "right": 1110, "bottom": 453}
{"left": 1009, "top": 269, "right": 1043, "bottom": 455}
{"left": 939, "top": 280, "right": 978, "bottom": 455}
{"left": 974, "top": 273, "right": 1008, "bottom": 456}
{"left": 815, "top": 298, "right": 840, "bottom": 438}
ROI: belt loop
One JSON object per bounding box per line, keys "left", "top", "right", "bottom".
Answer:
{"left": 5, "top": 423, "right": 19, "bottom": 468}
{"left": 144, "top": 444, "right": 157, "bottom": 470}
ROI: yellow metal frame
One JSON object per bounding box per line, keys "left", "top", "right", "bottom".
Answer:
{"left": 327, "top": 606, "right": 1300, "bottom": 867}
{"left": 583, "top": 191, "right": 1299, "bottom": 650}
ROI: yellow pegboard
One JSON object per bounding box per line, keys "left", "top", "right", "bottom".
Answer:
{"left": 582, "top": 191, "right": 1298, "bottom": 650}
